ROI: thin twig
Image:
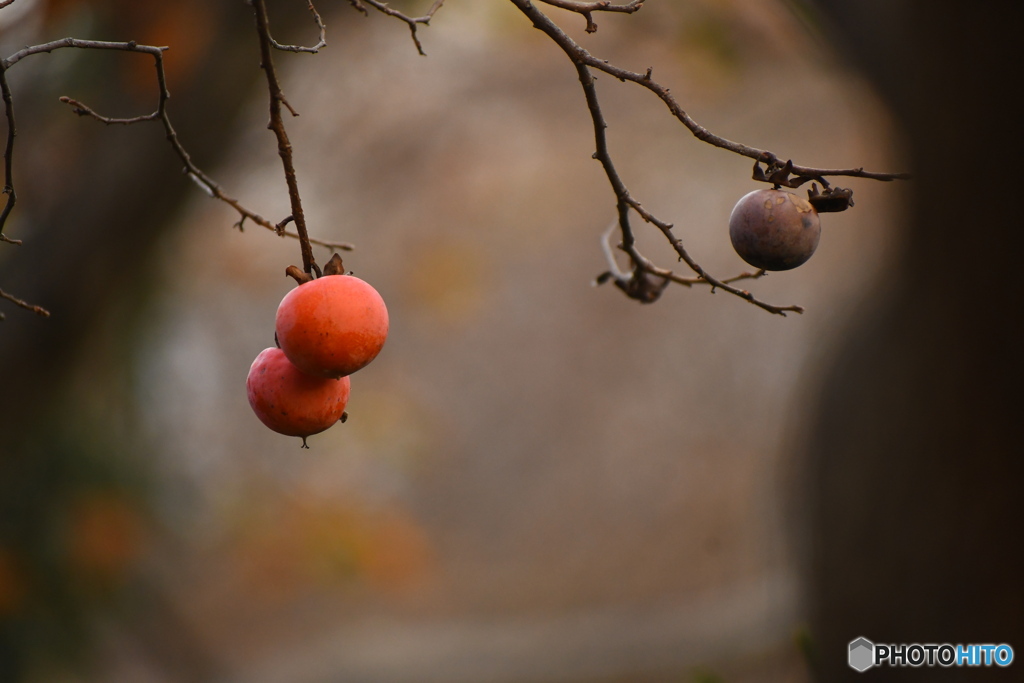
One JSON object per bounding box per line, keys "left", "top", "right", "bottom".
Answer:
{"left": 0, "top": 0, "right": 18, "bottom": 10}
{"left": 602, "top": 224, "right": 761, "bottom": 289}
{"left": 355, "top": 0, "right": 445, "bottom": 56}
{"left": 1, "top": 287, "right": 50, "bottom": 318}
{"left": 58, "top": 95, "right": 159, "bottom": 124}
{"left": 269, "top": 0, "right": 327, "bottom": 53}
{"left": 538, "top": 0, "right": 643, "bottom": 33}
{"left": 251, "top": 0, "right": 317, "bottom": 274}
{"left": 3, "top": 37, "right": 155, "bottom": 68}
{"left": 721, "top": 269, "right": 766, "bottom": 285}
{"left": 539, "top": 0, "right": 643, "bottom": 11}
{"left": 656, "top": 267, "right": 768, "bottom": 288}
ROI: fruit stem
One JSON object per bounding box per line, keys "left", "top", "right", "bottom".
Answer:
{"left": 285, "top": 265, "right": 313, "bottom": 285}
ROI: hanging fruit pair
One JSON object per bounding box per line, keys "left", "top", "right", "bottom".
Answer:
{"left": 246, "top": 254, "right": 389, "bottom": 447}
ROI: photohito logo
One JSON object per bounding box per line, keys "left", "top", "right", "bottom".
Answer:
{"left": 848, "top": 637, "right": 1014, "bottom": 671}
{"left": 849, "top": 638, "right": 875, "bottom": 672}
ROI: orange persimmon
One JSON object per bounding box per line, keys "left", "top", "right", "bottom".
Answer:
{"left": 275, "top": 274, "right": 389, "bottom": 379}
{"left": 247, "top": 347, "right": 350, "bottom": 445}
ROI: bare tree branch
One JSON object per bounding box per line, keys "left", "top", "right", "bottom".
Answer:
{"left": 270, "top": 0, "right": 327, "bottom": 53}
{"left": 47, "top": 43, "right": 351, "bottom": 254}
{"left": 539, "top": 0, "right": 643, "bottom": 11}
{"left": 1, "top": 287, "right": 50, "bottom": 318}
{"left": 0, "top": 32, "right": 352, "bottom": 318}
{"left": 0, "top": 55, "right": 47, "bottom": 320}
{"left": 3, "top": 37, "right": 153, "bottom": 68}
{"left": 510, "top": 0, "right": 803, "bottom": 313}
{"left": 0, "top": 1, "right": 906, "bottom": 320}
{"left": 251, "top": 0, "right": 319, "bottom": 275}
{"left": 10, "top": 40, "right": 347, "bottom": 238}
{"left": 538, "top": 0, "right": 644, "bottom": 33}
{"left": 0, "top": 42, "right": 171, "bottom": 249}
{"left": 353, "top": 0, "right": 445, "bottom": 56}
{"left": 0, "top": 62, "right": 18, "bottom": 240}
{"left": 512, "top": 1, "right": 907, "bottom": 183}
{"left": 600, "top": 223, "right": 765, "bottom": 288}
{"left": 58, "top": 95, "right": 159, "bottom": 125}
{"left": 603, "top": 64, "right": 802, "bottom": 312}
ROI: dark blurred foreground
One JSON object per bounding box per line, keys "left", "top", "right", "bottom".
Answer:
{"left": 800, "top": 1, "right": 1024, "bottom": 680}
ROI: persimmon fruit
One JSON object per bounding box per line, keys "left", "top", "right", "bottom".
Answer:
{"left": 729, "top": 188, "right": 821, "bottom": 271}
{"left": 247, "top": 347, "right": 350, "bottom": 445}
{"left": 275, "top": 273, "right": 389, "bottom": 379}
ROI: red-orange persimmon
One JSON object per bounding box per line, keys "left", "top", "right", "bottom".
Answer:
{"left": 247, "top": 347, "right": 350, "bottom": 443}
{"left": 275, "top": 274, "right": 389, "bottom": 379}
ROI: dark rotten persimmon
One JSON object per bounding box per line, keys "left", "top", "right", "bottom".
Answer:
{"left": 728, "top": 188, "right": 821, "bottom": 271}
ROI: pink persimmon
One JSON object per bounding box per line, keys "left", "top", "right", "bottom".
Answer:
{"left": 275, "top": 274, "right": 389, "bottom": 379}
{"left": 247, "top": 347, "right": 350, "bottom": 445}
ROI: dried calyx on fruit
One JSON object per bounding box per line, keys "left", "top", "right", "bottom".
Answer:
{"left": 751, "top": 159, "right": 855, "bottom": 214}
{"left": 806, "top": 182, "right": 854, "bottom": 213}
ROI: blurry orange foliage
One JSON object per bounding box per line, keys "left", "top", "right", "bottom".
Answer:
{"left": 43, "top": 0, "right": 216, "bottom": 91}
{"left": 65, "top": 492, "right": 144, "bottom": 579}
{"left": 0, "top": 548, "right": 28, "bottom": 616}
{"left": 233, "top": 496, "right": 435, "bottom": 600}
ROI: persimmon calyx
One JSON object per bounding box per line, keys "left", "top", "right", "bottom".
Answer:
{"left": 322, "top": 253, "right": 346, "bottom": 276}
{"left": 285, "top": 253, "right": 346, "bottom": 286}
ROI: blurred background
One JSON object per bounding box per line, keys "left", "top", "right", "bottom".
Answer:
{"left": 1, "top": 1, "right": 1019, "bottom": 682}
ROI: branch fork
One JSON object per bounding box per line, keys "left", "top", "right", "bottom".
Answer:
{"left": 512, "top": 0, "right": 906, "bottom": 315}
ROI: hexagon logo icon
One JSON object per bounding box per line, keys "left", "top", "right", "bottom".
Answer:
{"left": 849, "top": 637, "right": 875, "bottom": 672}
